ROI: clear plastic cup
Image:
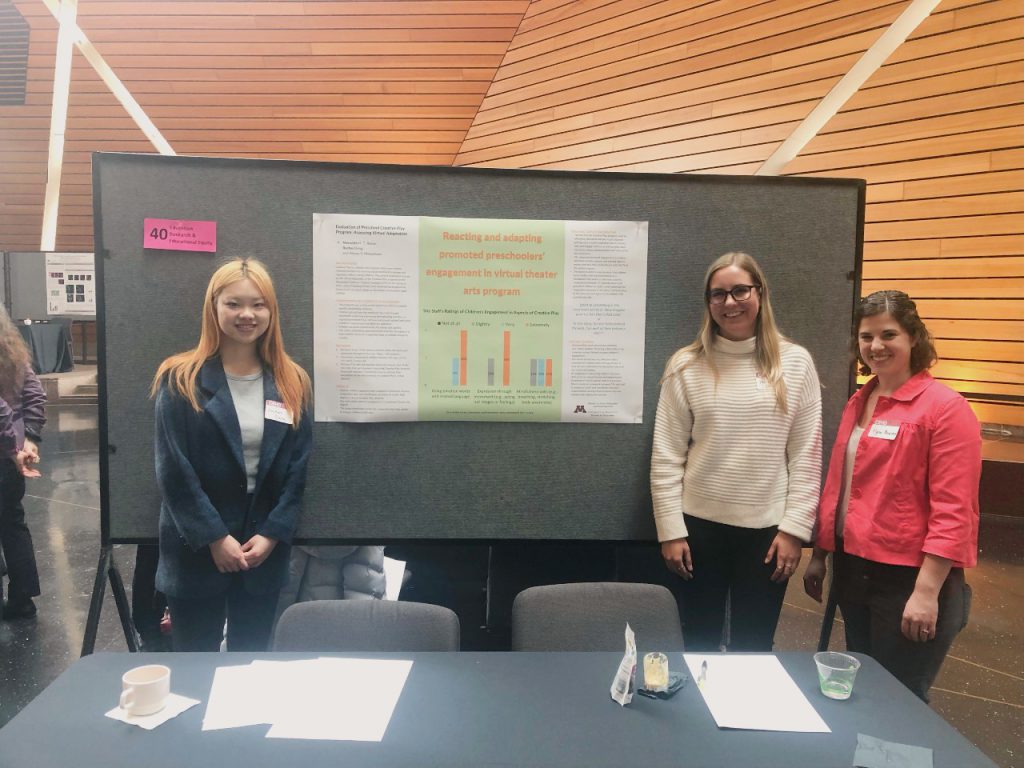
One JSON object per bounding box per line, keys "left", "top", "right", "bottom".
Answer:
{"left": 814, "top": 651, "right": 860, "bottom": 700}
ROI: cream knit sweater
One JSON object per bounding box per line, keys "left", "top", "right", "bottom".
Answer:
{"left": 651, "top": 335, "right": 822, "bottom": 542}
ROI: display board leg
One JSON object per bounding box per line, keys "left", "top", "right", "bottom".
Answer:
{"left": 817, "top": 555, "right": 838, "bottom": 652}
{"left": 81, "top": 546, "right": 139, "bottom": 656}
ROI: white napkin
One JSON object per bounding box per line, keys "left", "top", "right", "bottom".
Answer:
{"left": 105, "top": 693, "right": 200, "bottom": 730}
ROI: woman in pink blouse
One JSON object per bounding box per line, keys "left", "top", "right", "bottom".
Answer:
{"left": 804, "top": 290, "right": 980, "bottom": 701}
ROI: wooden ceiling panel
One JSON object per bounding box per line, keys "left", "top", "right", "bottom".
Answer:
{"left": 0, "top": 0, "right": 530, "bottom": 252}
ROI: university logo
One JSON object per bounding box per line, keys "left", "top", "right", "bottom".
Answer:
{"left": 573, "top": 404, "right": 587, "bottom": 414}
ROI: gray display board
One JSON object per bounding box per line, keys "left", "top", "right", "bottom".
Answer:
{"left": 7, "top": 252, "right": 47, "bottom": 320}
{"left": 94, "top": 153, "right": 863, "bottom": 542}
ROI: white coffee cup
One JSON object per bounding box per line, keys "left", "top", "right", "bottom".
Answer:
{"left": 120, "top": 664, "right": 170, "bottom": 716}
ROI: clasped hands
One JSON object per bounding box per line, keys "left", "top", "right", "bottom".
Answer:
{"left": 16, "top": 438, "right": 42, "bottom": 478}
{"left": 661, "top": 530, "right": 802, "bottom": 583}
{"left": 210, "top": 534, "right": 277, "bottom": 573}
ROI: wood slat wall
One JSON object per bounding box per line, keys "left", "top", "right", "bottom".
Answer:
{"left": 457, "top": 0, "right": 1024, "bottom": 427}
{"left": 1, "top": 0, "right": 1020, "bottom": 426}
{"left": 0, "top": 0, "right": 530, "bottom": 251}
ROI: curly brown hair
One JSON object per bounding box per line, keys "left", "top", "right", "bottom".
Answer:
{"left": 0, "top": 305, "right": 30, "bottom": 403}
{"left": 852, "top": 290, "right": 937, "bottom": 376}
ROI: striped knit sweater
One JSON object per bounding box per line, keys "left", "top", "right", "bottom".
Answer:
{"left": 651, "top": 335, "right": 822, "bottom": 542}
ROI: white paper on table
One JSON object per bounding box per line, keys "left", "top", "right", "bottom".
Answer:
{"left": 202, "top": 662, "right": 292, "bottom": 730}
{"left": 684, "top": 654, "right": 830, "bottom": 733}
{"left": 265, "top": 657, "right": 413, "bottom": 741}
{"left": 382, "top": 557, "right": 406, "bottom": 601}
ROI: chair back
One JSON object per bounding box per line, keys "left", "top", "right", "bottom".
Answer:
{"left": 511, "top": 582, "right": 683, "bottom": 652}
{"left": 273, "top": 600, "right": 460, "bottom": 652}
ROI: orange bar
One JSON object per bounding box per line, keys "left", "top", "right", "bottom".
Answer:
{"left": 545, "top": 358, "right": 553, "bottom": 387}
{"left": 460, "top": 330, "right": 468, "bottom": 386}
{"left": 502, "top": 330, "right": 511, "bottom": 387}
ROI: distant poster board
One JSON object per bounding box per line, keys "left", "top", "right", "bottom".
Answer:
{"left": 45, "top": 252, "right": 95, "bottom": 316}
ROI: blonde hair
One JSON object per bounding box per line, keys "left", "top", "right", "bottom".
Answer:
{"left": 0, "top": 304, "right": 30, "bottom": 403}
{"left": 151, "top": 257, "right": 310, "bottom": 427}
{"left": 662, "top": 251, "right": 789, "bottom": 412}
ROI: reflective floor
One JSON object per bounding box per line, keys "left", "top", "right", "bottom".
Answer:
{"left": 1, "top": 402, "right": 1021, "bottom": 767}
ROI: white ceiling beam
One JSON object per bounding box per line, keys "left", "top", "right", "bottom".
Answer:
{"left": 39, "top": 0, "right": 175, "bottom": 156}
{"left": 39, "top": 0, "right": 76, "bottom": 252}
{"left": 756, "top": 0, "right": 942, "bottom": 177}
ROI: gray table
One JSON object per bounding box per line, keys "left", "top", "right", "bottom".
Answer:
{"left": 18, "top": 321, "right": 73, "bottom": 373}
{"left": 0, "top": 652, "right": 995, "bottom": 768}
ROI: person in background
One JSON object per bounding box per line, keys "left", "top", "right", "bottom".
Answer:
{"left": 804, "top": 290, "right": 980, "bottom": 702}
{"left": 651, "top": 251, "right": 822, "bottom": 651}
{"left": 152, "top": 257, "right": 312, "bottom": 651}
{"left": 0, "top": 305, "right": 46, "bottom": 620}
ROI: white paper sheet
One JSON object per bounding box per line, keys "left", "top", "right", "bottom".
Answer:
{"left": 382, "top": 556, "right": 406, "bottom": 600}
{"left": 203, "top": 658, "right": 413, "bottom": 741}
{"left": 202, "top": 663, "right": 282, "bottom": 730}
{"left": 265, "top": 657, "right": 413, "bottom": 741}
{"left": 684, "top": 654, "right": 830, "bottom": 733}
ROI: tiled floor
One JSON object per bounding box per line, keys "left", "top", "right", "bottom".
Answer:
{"left": 1, "top": 400, "right": 1021, "bottom": 767}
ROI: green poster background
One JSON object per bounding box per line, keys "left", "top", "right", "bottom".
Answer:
{"left": 418, "top": 216, "right": 564, "bottom": 421}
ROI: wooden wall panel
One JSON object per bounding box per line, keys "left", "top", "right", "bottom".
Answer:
{"left": 0, "top": 0, "right": 530, "bottom": 253}
{"left": 457, "top": 0, "right": 1024, "bottom": 427}
{"left": 0, "top": 0, "right": 1020, "bottom": 427}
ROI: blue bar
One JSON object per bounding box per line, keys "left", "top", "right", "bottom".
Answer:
{"left": 452, "top": 358, "right": 459, "bottom": 386}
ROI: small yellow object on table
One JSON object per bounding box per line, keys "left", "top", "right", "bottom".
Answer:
{"left": 643, "top": 652, "right": 669, "bottom": 692}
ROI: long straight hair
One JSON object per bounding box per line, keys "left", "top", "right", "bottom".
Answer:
{"left": 662, "top": 251, "right": 789, "bottom": 412}
{"left": 150, "top": 257, "right": 310, "bottom": 426}
{"left": 0, "top": 304, "right": 30, "bottom": 403}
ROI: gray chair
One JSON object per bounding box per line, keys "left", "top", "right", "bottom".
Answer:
{"left": 511, "top": 582, "right": 684, "bottom": 652}
{"left": 273, "top": 600, "right": 461, "bottom": 652}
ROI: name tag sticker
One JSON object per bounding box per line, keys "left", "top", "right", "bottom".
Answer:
{"left": 755, "top": 373, "right": 766, "bottom": 392}
{"left": 868, "top": 420, "right": 900, "bottom": 440}
{"left": 265, "top": 400, "right": 292, "bottom": 424}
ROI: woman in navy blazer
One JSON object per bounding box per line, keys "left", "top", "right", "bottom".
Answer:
{"left": 152, "top": 257, "right": 312, "bottom": 651}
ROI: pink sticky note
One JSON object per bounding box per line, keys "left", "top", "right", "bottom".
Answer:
{"left": 144, "top": 218, "right": 217, "bottom": 252}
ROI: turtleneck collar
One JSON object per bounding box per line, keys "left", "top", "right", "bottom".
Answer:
{"left": 712, "top": 334, "right": 756, "bottom": 355}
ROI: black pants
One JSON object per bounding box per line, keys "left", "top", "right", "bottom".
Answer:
{"left": 165, "top": 577, "right": 279, "bottom": 652}
{"left": 834, "top": 549, "right": 968, "bottom": 702}
{"left": 131, "top": 544, "right": 167, "bottom": 649}
{"left": 0, "top": 460, "right": 40, "bottom": 602}
{"left": 677, "top": 514, "right": 788, "bottom": 652}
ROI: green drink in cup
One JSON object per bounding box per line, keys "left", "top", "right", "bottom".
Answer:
{"left": 813, "top": 652, "right": 860, "bottom": 700}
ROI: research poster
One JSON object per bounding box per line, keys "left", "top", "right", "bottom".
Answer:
{"left": 45, "top": 252, "right": 96, "bottom": 316}
{"left": 312, "top": 213, "right": 648, "bottom": 423}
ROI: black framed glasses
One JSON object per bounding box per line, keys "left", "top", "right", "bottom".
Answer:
{"left": 707, "top": 284, "right": 760, "bottom": 305}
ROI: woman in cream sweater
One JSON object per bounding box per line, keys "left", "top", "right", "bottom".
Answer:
{"left": 651, "top": 252, "right": 822, "bottom": 651}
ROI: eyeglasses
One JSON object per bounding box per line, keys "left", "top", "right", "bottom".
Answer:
{"left": 707, "top": 284, "right": 760, "bottom": 305}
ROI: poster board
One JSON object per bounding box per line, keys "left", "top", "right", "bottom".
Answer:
{"left": 93, "top": 153, "right": 863, "bottom": 542}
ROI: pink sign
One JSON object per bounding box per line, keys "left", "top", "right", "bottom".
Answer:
{"left": 144, "top": 218, "right": 217, "bottom": 252}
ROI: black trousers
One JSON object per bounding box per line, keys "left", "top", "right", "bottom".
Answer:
{"left": 834, "top": 549, "right": 968, "bottom": 702}
{"left": 677, "top": 514, "right": 788, "bottom": 652}
{"left": 131, "top": 544, "right": 167, "bottom": 648}
{"left": 165, "top": 576, "right": 279, "bottom": 652}
{"left": 0, "top": 460, "right": 40, "bottom": 602}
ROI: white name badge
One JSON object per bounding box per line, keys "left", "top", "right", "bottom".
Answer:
{"left": 755, "top": 373, "right": 766, "bottom": 392}
{"left": 868, "top": 420, "right": 900, "bottom": 440}
{"left": 264, "top": 400, "right": 292, "bottom": 424}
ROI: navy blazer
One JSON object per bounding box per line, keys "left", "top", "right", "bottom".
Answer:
{"left": 154, "top": 358, "right": 312, "bottom": 598}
